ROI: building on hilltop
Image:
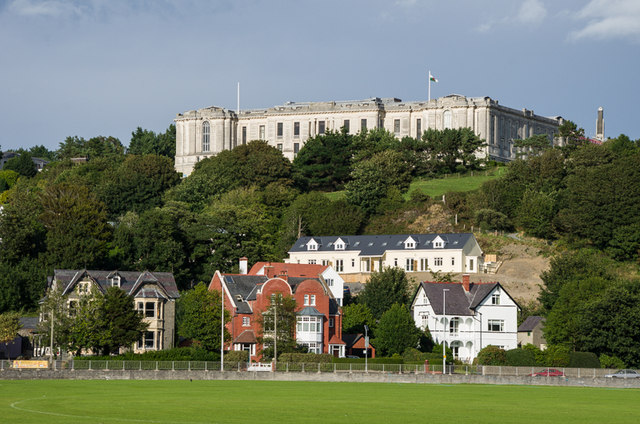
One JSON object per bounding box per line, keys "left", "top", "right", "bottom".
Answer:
{"left": 45, "top": 269, "right": 179, "bottom": 353}
{"left": 411, "top": 275, "right": 519, "bottom": 363}
{"left": 175, "top": 94, "right": 563, "bottom": 176}
{"left": 286, "top": 233, "right": 484, "bottom": 277}
{"left": 209, "top": 259, "right": 344, "bottom": 361}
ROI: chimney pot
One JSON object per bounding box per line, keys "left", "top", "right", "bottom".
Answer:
{"left": 239, "top": 257, "right": 248, "bottom": 275}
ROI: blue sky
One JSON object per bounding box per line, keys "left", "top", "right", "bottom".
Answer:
{"left": 1, "top": 0, "right": 638, "bottom": 151}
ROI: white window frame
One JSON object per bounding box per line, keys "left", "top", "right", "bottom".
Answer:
{"left": 242, "top": 316, "right": 250, "bottom": 326}
{"left": 434, "top": 257, "right": 443, "bottom": 267}
{"left": 335, "top": 259, "right": 344, "bottom": 272}
{"left": 488, "top": 319, "right": 504, "bottom": 332}
{"left": 492, "top": 293, "right": 500, "bottom": 305}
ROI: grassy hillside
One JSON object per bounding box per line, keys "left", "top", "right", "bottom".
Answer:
{"left": 325, "top": 166, "right": 507, "bottom": 201}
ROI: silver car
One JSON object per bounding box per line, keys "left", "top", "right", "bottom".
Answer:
{"left": 604, "top": 369, "right": 640, "bottom": 378}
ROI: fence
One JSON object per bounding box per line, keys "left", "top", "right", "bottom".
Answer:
{"left": 0, "top": 359, "right": 629, "bottom": 378}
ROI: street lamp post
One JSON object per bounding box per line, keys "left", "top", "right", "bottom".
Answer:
{"left": 364, "top": 325, "right": 369, "bottom": 373}
{"left": 442, "top": 288, "right": 449, "bottom": 375}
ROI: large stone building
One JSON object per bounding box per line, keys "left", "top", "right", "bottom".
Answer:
{"left": 175, "top": 94, "right": 563, "bottom": 176}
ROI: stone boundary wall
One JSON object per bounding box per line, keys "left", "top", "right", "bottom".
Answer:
{"left": 2, "top": 369, "right": 640, "bottom": 389}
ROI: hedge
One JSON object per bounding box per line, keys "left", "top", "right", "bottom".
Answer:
{"left": 505, "top": 348, "right": 536, "bottom": 366}
{"left": 74, "top": 347, "right": 220, "bottom": 362}
{"left": 568, "top": 352, "right": 600, "bottom": 368}
{"left": 278, "top": 353, "right": 333, "bottom": 363}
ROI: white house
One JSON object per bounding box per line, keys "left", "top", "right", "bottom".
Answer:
{"left": 411, "top": 275, "right": 519, "bottom": 363}
{"left": 286, "top": 233, "right": 483, "bottom": 275}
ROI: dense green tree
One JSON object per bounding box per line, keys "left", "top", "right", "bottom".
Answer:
{"left": 341, "top": 303, "right": 376, "bottom": 334}
{"left": 38, "top": 287, "right": 75, "bottom": 355}
{"left": 345, "top": 150, "right": 411, "bottom": 215}
{"left": 513, "top": 134, "right": 552, "bottom": 157}
{"left": 0, "top": 312, "right": 21, "bottom": 348}
{"left": 66, "top": 293, "right": 105, "bottom": 355}
{"left": 40, "top": 183, "right": 111, "bottom": 269}
{"left": 168, "top": 140, "right": 292, "bottom": 211}
{"left": 373, "top": 303, "right": 422, "bottom": 356}
{"left": 93, "top": 287, "right": 148, "bottom": 355}
{"left": 422, "top": 128, "right": 486, "bottom": 173}
{"left": 557, "top": 152, "right": 640, "bottom": 249}
{"left": 258, "top": 293, "right": 298, "bottom": 360}
{"left": 292, "top": 129, "right": 354, "bottom": 190}
{"left": 476, "top": 345, "right": 507, "bottom": 365}
{"left": 358, "top": 267, "right": 410, "bottom": 318}
{"left": 128, "top": 125, "right": 176, "bottom": 158}
{"left": 177, "top": 283, "right": 229, "bottom": 351}
{"left": 3, "top": 153, "right": 37, "bottom": 177}
{"left": 538, "top": 249, "right": 615, "bottom": 313}
{"left": 57, "top": 135, "right": 125, "bottom": 159}
{"left": 556, "top": 120, "right": 586, "bottom": 151}
{"left": 0, "top": 259, "right": 48, "bottom": 313}
{"left": 579, "top": 282, "right": 640, "bottom": 367}
{"left": 475, "top": 208, "right": 512, "bottom": 232}
{"left": 516, "top": 189, "right": 556, "bottom": 239}
{"left": 0, "top": 170, "right": 20, "bottom": 190}
{"left": 99, "top": 154, "right": 181, "bottom": 219}
{"left": 351, "top": 128, "right": 398, "bottom": 163}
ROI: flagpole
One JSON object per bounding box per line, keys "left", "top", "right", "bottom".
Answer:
{"left": 428, "top": 69, "right": 431, "bottom": 102}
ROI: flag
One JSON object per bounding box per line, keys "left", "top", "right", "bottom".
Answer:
{"left": 429, "top": 72, "right": 438, "bottom": 83}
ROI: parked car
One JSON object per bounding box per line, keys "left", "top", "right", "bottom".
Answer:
{"left": 528, "top": 368, "right": 565, "bottom": 377}
{"left": 604, "top": 369, "right": 640, "bottom": 378}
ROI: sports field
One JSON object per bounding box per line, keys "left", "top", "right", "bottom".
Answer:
{"left": 2, "top": 380, "right": 638, "bottom": 424}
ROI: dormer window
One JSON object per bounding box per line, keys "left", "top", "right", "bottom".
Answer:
{"left": 307, "top": 239, "right": 318, "bottom": 251}
{"left": 433, "top": 236, "right": 445, "bottom": 249}
{"left": 110, "top": 275, "right": 121, "bottom": 288}
{"left": 335, "top": 238, "right": 345, "bottom": 250}
{"left": 404, "top": 236, "right": 416, "bottom": 249}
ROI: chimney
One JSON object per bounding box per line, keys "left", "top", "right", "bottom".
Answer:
{"left": 462, "top": 274, "right": 470, "bottom": 291}
{"left": 239, "top": 257, "right": 248, "bottom": 275}
{"left": 278, "top": 270, "right": 288, "bottom": 282}
{"left": 264, "top": 265, "right": 274, "bottom": 278}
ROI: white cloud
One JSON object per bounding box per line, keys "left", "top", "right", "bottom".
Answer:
{"left": 569, "top": 0, "right": 640, "bottom": 42}
{"left": 7, "top": 0, "right": 85, "bottom": 17}
{"left": 515, "top": 0, "right": 546, "bottom": 25}
{"left": 475, "top": 0, "right": 547, "bottom": 33}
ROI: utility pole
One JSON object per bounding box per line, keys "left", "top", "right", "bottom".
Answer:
{"left": 49, "top": 309, "right": 54, "bottom": 366}
{"left": 274, "top": 297, "right": 278, "bottom": 365}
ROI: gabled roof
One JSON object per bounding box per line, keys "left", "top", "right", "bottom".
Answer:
{"left": 289, "top": 233, "right": 475, "bottom": 256}
{"left": 518, "top": 316, "right": 545, "bottom": 332}
{"left": 51, "top": 269, "right": 179, "bottom": 299}
{"left": 415, "top": 281, "right": 513, "bottom": 316}
{"left": 233, "top": 330, "right": 257, "bottom": 344}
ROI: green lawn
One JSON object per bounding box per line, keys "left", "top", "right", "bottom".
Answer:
{"left": 1, "top": 379, "right": 639, "bottom": 423}
{"left": 324, "top": 167, "right": 507, "bottom": 201}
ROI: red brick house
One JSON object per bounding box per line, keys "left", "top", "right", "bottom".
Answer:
{"left": 209, "top": 264, "right": 344, "bottom": 361}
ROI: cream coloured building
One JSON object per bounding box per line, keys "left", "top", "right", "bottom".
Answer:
{"left": 286, "top": 233, "right": 483, "bottom": 276}
{"left": 175, "top": 94, "right": 563, "bottom": 176}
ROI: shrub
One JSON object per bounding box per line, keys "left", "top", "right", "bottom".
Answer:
{"left": 599, "top": 354, "right": 626, "bottom": 369}
{"left": 224, "top": 350, "right": 249, "bottom": 363}
{"left": 74, "top": 347, "right": 220, "bottom": 362}
{"left": 476, "top": 345, "right": 507, "bottom": 365}
{"left": 568, "top": 352, "right": 600, "bottom": 368}
{"left": 505, "top": 348, "right": 536, "bottom": 366}
{"left": 278, "top": 353, "right": 332, "bottom": 363}
{"left": 521, "top": 343, "right": 545, "bottom": 366}
{"left": 542, "top": 345, "right": 570, "bottom": 367}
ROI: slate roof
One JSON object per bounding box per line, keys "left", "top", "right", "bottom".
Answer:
{"left": 418, "top": 281, "right": 501, "bottom": 316}
{"left": 297, "top": 306, "right": 324, "bottom": 317}
{"left": 51, "top": 269, "right": 179, "bottom": 299}
{"left": 518, "top": 316, "right": 545, "bottom": 332}
{"left": 19, "top": 317, "right": 39, "bottom": 330}
{"left": 221, "top": 274, "right": 330, "bottom": 315}
{"left": 289, "top": 233, "right": 475, "bottom": 256}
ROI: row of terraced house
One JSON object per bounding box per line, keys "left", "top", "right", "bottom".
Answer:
{"left": 27, "top": 233, "right": 520, "bottom": 363}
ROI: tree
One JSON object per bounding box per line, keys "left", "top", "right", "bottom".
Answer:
{"left": 373, "top": 303, "right": 421, "bottom": 356}
{"left": 0, "top": 312, "right": 22, "bottom": 352}
{"left": 556, "top": 120, "right": 586, "bottom": 151}
{"left": 128, "top": 125, "right": 176, "bottom": 158}
{"left": 257, "top": 293, "right": 297, "bottom": 360}
{"left": 292, "top": 129, "right": 354, "bottom": 190}
{"left": 345, "top": 150, "right": 411, "bottom": 215}
{"left": 516, "top": 189, "right": 556, "bottom": 239}
{"left": 168, "top": 140, "right": 293, "bottom": 211}
{"left": 3, "top": 153, "right": 37, "bottom": 177}
{"left": 57, "top": 135, "right": 125, "bottom": 160}
{"left": 93, "top": 287, "right": 148, "bottom": 355}
{"left": 0, "top": 170, "right": 19, "bottom": 191}
{"left": 513, "top": 134, "right": 552, "bottom": 157}
{"left": 578, "top": 282, "right": 640, "bottom": 367}
{"left": 40, "top": 183, "right": 111, "bottom": 269}
{"left": 342, "top": 303, "right": 376, "bottom": 334}
{"left": 177, "top": 283, "right": 229, "bottom": 351}
{"left": 38, "top": 287, "right": 74, "bottom": 356}
{"left": 538, "top": 249, "right": 615, "bottom": 313}
{"left": 422, "top": 128, "right": 486, "bottom": 174}
{"left": 358, "top": 267, "right": 410, "bottom": 318}
{"left": 99, "top": 154, "right": 181, "bottom": 219}
{"left": 476, "top": 345, "right": 507, "bottom": 365}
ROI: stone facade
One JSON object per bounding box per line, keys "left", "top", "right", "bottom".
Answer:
{"left": 175, "top": 95, "right": 563, "bottom": 176}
